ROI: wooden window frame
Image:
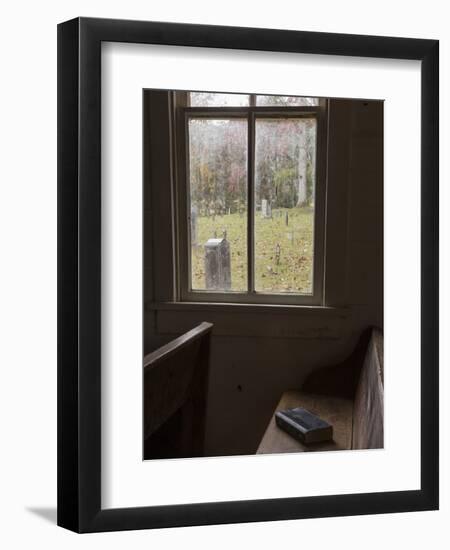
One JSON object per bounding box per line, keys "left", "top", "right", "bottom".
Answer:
{"left": 174, "top": 93, "right": 328, "bottom": 306}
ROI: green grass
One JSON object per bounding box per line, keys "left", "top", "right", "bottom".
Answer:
{"left": 191, "top": 207, "right": 314, "bottom": 293}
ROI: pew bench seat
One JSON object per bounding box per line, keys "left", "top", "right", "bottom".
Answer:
{"left": 257, "top": 328, "right": 383, "bottom": 454}
{"left": 257, "top": 391, "right": 353, "bottom": 454}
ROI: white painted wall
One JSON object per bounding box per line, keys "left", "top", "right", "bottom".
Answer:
{"left": 1, "top": 0, "right": 448, "bottom": 548}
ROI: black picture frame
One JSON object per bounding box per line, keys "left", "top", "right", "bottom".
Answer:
{"left": 57, "top": 17, "right": 439, "bottom": 533}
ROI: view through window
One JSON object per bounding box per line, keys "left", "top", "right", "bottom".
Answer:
{"left": 186, "top": 92, "right": 320, "bottom": 298}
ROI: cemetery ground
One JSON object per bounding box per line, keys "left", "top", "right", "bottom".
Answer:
{"left": 191, "top": 207, "right": 314, "bottom": 293}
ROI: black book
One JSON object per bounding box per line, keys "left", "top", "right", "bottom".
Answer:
{"left": 275, "top": 407, "right": 333, "bottom": 444}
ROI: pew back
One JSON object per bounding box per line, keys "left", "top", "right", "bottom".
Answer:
{"left": 143, "top": 322, "right": 212, "bottom": 459}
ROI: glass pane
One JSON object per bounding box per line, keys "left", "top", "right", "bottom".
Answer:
{"left": 188, "top": 118, "right": 248, "bottom": 291}
{"left": 190, "top": 92, "right": 250, "bottom": 107}
{"left": 254, "top": 118, "right": 316, "bottom": 294}
{"left": 256, "top": 95, "right": 319, "bottom": 107}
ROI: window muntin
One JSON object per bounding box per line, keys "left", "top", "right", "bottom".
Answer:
{"left": 180, "top": 92, "right": 324, "bottom": 304}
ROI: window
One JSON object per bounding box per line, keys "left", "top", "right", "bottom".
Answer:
{"left": 176, "top": 92, "right": 326, "bottom": 305}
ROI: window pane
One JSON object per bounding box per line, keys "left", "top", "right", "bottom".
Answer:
{"left": 190, "top": 92, "right": 250, "bottom": 107}
{"left": 254, "top": 118, "right": 316, "bottom": 294}
{"left": 188, "top": 118, "right": 248, "bottom": 291}
{"left": 256, "top": 95, "right": 319, "bottom": 107}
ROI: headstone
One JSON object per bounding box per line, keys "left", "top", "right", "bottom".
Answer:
{"left": 275, "top": 244, "right": 281, "bottom": 265}
{"left": 204, "top": 237, "right": 231, "bottom": 290}
{"left": 190, "top": 205, "right": 197, "bottom": 246}
{"left": 261, "top": 199, "right": 268, "bottom": 217}
{"left": 261, "top": 199, "right": 272, "bottom": 218}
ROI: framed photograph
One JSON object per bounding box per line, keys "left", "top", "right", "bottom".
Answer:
{"left": 57, "top": 17, "right": 439, "bottom": 532}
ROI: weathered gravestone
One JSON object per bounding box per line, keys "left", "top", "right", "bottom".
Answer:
{"left": 275, "top": 243, "right": 281, "bottom": 265}
{"left": 261, "top": 199, "right": 272, "bottom": 219}
{"left": 204, "top": 237, "right": 231, "bottom": 290}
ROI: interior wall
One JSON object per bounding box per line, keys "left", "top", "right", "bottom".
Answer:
{"left": 144, "top": 98, "right": 383, "bottom": 456}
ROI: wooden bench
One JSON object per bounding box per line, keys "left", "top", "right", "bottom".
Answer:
{"left": 257, "top": 328, "right": 383, "bottom": 454}
{"left": 143, "top": 322, "right": 213, "bottom": 459}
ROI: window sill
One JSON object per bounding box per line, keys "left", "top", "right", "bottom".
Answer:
{"left": 145, "top": 301, "right": 352, "bottom": 339}
{"left": 146, "top": 300, "right": 349, "bottom": 317}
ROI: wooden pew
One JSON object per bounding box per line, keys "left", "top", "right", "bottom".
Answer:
{"left": 143, "top": 322, "right": 213, "bottom": 460}
{"left": 257, "top": 328, "right": 383, "bottom": 454}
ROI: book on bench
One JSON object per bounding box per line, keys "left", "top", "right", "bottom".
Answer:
{"left": 275, "top": 407, "right": 333, "bottom": 444}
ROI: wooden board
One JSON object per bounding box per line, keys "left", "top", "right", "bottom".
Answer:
{"left": 352, "top": 330, "right": 384, "bottom": 449}
{"left": 256, "top": 390, "right": 353, "bottom": 454}
{"left": 143, "top": 322, "right": 212, "bottom": 458}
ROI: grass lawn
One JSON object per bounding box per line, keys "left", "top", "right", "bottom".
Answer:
{"left": 191, "top": 207, "right": 314, "bottom": 294}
